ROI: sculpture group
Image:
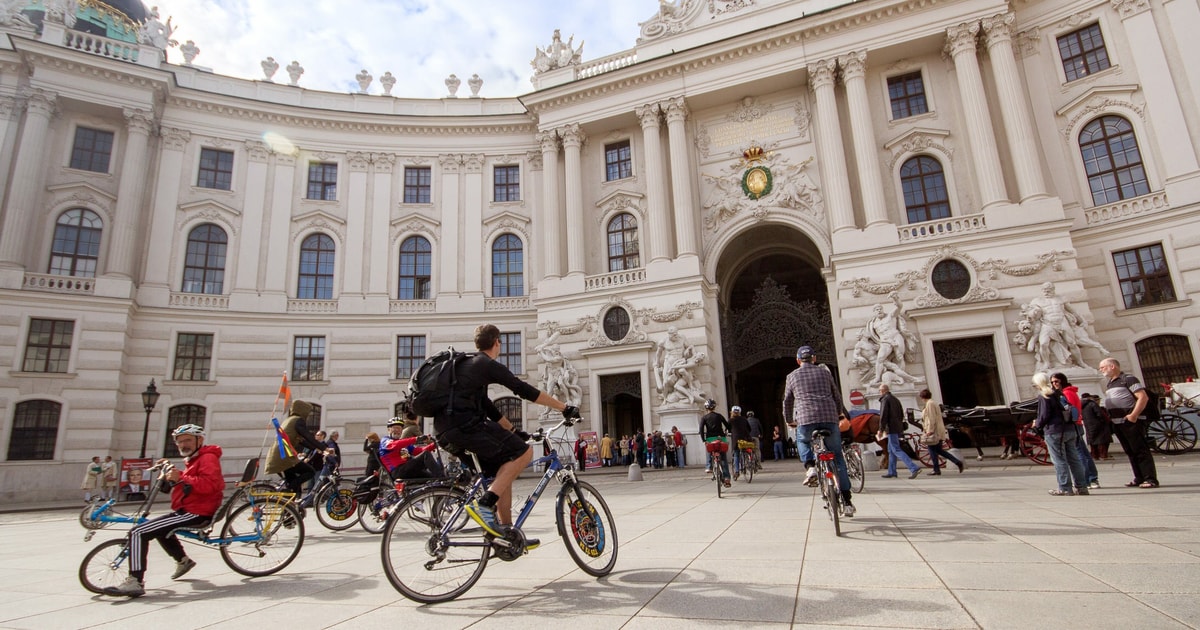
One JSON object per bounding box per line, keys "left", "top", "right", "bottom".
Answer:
{"left": 654, "top": 326, "right": 706, "bottom": 405}
{"left": 851, "top": 292, "right": 923, "bottom": 388}
{"left": 531, "top": 29, "right": 584, "bottom": 74}
{"left": 1012, "top": 282, "right": 1108, "bottom": 371}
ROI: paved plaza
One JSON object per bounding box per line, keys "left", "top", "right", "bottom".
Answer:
{"left": 1, "top": 453, "right": 1198, "bottom": 629}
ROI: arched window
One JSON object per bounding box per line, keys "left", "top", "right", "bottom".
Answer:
{"left": 492, "top": 233, "right": 524, "bottom": 297}
{"left": 900, "top": 156, "right": 951, "bottom": 223}
{"left": 49, "top": 209, "right": 102, "bottom": 277}
{"left": 398, "top": 236, "right": 432, "bottom": 299}
{"left": 1079, "top": 115, "right": 1150, "bottom": 206}
{"left": 164, "top": 404, "right": 206, "bottom": 458}
{"left": 606, "top": 213, "right": 640, "bottom": 272}
{"left": 8, "top": 400, "right": 61, "bottom": 461}
{"left": 1135, "top": 335, "right": 1197, "bottom": 394}
{"left": 182, "top": 224, "right": 227, "bottom": 294}
{"left": 494, "top": 396, "right": 523, "bottom": 433}
{"left": 298, "top": 233, "right": 335, "bottom": 299}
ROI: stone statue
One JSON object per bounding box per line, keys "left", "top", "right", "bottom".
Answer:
{"left": 355, "top": 69, "right": 372, "bottom": 93}
{"left": 468, "top": 73, "right": 483, "bottom": 97}
{"left": 654, "top": 326, "right": 705, "bottom": 404}
{"left": 379, "top": 72, "right": 396, "bottom": 96}
{"left": 856, "top": 292, "right": 923, "bottom": 387}
{"left": 531, "top": 29, "right": 584, "bottom": 74}
{"left": 1013, "top": 282, "right": 1108, "bottom": 371}
{"left": 0, "top": 0, "right": 37, "bottom": 30}
{"left": 535, "top": 331, "right": 581, "bottom": 407}
{"left": 139, "top": 6, "right": 176, "bottom": 49}
{"left": 286, "top": 61, "right": 304, "bottom": 86}
{"left": 260, "top": 57, "right": 278, "bottom": 81}
{"left": 664, "top": 351, "right": 706, "bottom": 404}
{"left": 44, "top": 0, "right": 77, "bottom": 27}
{"left": 179, "top": 40, "right": 199, "bottom": 65}
{"left": 445, "top": 74, "right": 460, "bottom": 97}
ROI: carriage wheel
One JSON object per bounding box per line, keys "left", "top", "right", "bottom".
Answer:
{"left": 1146, "top": 413, "right": 1198, "bottom": 455}
{"left": 1017, "top": 425, "right": 1051, "bottom": 466}
{"left": 905, "top": 431, "right": 943, "bottom": 469}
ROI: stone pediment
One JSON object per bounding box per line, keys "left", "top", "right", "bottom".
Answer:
{"left": 292, "top": 209, "right": 345, "bottom": 242}
{"left": 177, "top": 199, "right": 243, "bottom": 236}
{"left": 594, "top": 190, "right": 646, "bottom": 225}
{"left": 483, "top": 210, "right": 530, "bottom": 242}
{"left": 391, "top": 213, "right": 440, "bottom": 242}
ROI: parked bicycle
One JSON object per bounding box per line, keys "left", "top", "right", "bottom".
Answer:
{"left": 810, "top": 428, "right": 847, "bottom": 537}
{"left": 79, "top": 460, "right": 304, "bottom": 594}
{"left": 842, "top": 439, "right": 866, "bottom": 493}
{"left": 380, "top": 417, "right": 617, "bottom": 603}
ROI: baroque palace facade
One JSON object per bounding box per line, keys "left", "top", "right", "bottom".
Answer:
{"left": 2, "top": 0, "right": 1198, "bottom": 500}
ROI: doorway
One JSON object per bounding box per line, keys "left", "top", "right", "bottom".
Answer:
{"left": 599, "top": 373, "right": 643, "bottom": 440}
{"left": 933, "top": 336, "right": 1003, "bottom": 407}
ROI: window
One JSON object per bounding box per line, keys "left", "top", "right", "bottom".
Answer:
{"left": 931, "top": 259, "right": 971, "bottom": 300}
{"left": 1136, "top": 335, "right": 1197, "bottom": 393}
{"left": 1113, "top": 244, "right": 1176, "bottom": 309}
{"left": 182, "top": 224, "right": 227, "bottom": 294}
{"left": 605, "top": 140, "right": 633, "bottom": 181}
{"left": 7, "top": 400, "right": 61, "bottom": 460}
{"left": 900, "top": 156, "right": 951, "bottom": 223}
{"left": 1079, "top": 115, "right": 1150, "bottom": 206}
{"left": 69, "top": 127, "right": 114, "bottom": 173}
{"left": 197, "top": 148, "right": 234, "bottom": 190}
{"left": 173, "top": 333, "right": 214, "bottom": 381}
{"left": 491, "top": 234, "right": 524, "bottom": 297}
{"left": 494, "top": 165, "right": 520, "bottom": 202}
{"left": 603, "top": 307, "right": 631, "bottom": 342}
{"left": 306, "top": 403, "right": 323, "bottom": 427}
{"left": 163, "top": 405, "right": 205, "bottom": 458}
{"left": 298, "top": 233, "right": 335, "bottom": 299}
{"left": 499, "top": 332, "right": 521, "bottom": 374}
{"left": 396, "top": 335, "right": 426, "bottom": 380}
{"left": 887, "top": 72, "right": 928, "bottom": 119}
{"left": 22, "top": 318, "right": 74, "bottom": 373}
{"left": 606, "top": 213, "right": 640, "bottom": 272}
{"left": 1058, "top": 23, "right": 1111, "bottom": 82}
{"left": 403, "top": 167, "right": 432, "bottom": 204}
{"left": 293, "top": 336, "right": 326, "bottom": 381}
{"left": 306, "top": 162, "right": 337, "bottom": 200}
{"left": 398, "top": 236, "right": 432, "bottom": 299}
{"left": 494, "top": 396, "right": 523, "bottom": 432}
{"left": 49, "top": 209, "right": 102, "bottom": 277}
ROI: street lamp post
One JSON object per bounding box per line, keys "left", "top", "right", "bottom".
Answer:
{"left": 139, "top": 379, "right": 160, "bottom": 459}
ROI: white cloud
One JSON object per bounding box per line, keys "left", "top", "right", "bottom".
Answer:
{"left": 161, "top": 0, "right": 652, "bottom": 98}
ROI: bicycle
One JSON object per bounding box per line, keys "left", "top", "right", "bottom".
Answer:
{"left": 79, "top": 461, "right": 305, "bottom": 594}
{"left": 810, "top": 428, "right": 846, "bottom": 537}
{"left": 735, "top": 439, "right": 757, "bottom": 483}
{"left": 706, "top": 438, "right": 730, "bottom": 497}
{"left": 380, "top": 416, "right": 618, "bottom": 603}
{"left": 305, "top": 468, "right": 360, "bottom": 531}
{"left": 842, "top": 439, "right": 866, "bottom": 493}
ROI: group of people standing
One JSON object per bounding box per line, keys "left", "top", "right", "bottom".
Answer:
{"left": 81, "top": 455, "right": 119, "bottom": 502}
{"left": 599, "top": 429, "right": 688, "bottom": 469}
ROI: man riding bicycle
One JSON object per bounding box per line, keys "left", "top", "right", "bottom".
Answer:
{"left": 700, "top": 399, "right": 732, "bottom": 487}
{"left": 784, "top": 345, "right": 856, "bottom": 517}
{"left": 107, "top": 424, "right": 223, "bottom": 597}
{"left": 380, "top": 417, "right": 445, "bottom": 481}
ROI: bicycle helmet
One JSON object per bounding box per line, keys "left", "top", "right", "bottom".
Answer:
{"left": 172, "top": 423, "right": 205, "bottom": 438}
{"left": 703, "top": 399, "right": 716, "bottom": 410}
{"left": 731, "top": 405, "right": 742, "bottom": 414}
{"left": 386, "top": 416, "right": 406, "bottom": 428}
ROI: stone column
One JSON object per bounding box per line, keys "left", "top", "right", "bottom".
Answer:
{"left": 807, "top": 61, "right": 855, "bottom": 233}
{"left": 982, "top": 13, "right": 1047, "bottom": 202}
{"left": 368, "top": 153, "right": 394, "bottom": 296}
{"left": 343, "top": 151, "right": 371, "bottom": 296}
{"left": 0, "top": 95, "right": 16, "bottom": 191}
{"left": 839, "top": 51, "right": 889, "bottom": 227}
{"left": 463, "top": 153, "right": 484, "bottom": 294}
{"left": 664, "top": 97, "right": 697, "bottom": 257}
{"left": 263, "top": 152, "right": 298, "bottom": 298}
{"left": 438, "top": 154, "right": 462, "bottom": 295}
{"left": 525, "top": 148, "right": 544, "bottom": 283}
{"left": 106, "top": 108, "right": 155, "bottom": 278}
{"left": 142, "top": 127, "right": 190, "bottom": 291}
{"left": 560, "top": 124, "right": 586, "bottom": 276}
{"left": 0, "top": 89, "right": 56, "bottom": 269}
{"left": 233, "top": 140, "right": 270, "bottom": 293}
{"left": 946, "top": 22, "right": 1008, "bottom": 209}
{"left": 637, "top": 103, "right": 673, "bottom": 263}
{"left": 538, "top": 131, "right": 562, "bottom": 278}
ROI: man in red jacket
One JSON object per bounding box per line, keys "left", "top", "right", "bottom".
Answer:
{"left": 108, "top": 423, "right": 224, "bottom": 597}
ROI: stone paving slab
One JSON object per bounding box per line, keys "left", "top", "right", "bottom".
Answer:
{"left": 0, "top": 453, "right": 1197, "bottom": 629}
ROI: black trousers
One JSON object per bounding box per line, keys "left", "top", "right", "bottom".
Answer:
{"left": 1112, "top": 419, "right": 1158, "bottom": 484}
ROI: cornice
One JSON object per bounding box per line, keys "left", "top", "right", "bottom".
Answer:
{"left": 20, "top": 49, "right": 167, "bottom": 96}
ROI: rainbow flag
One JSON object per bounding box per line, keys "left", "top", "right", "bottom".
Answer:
{"left": 272, "top": 417, "right": 297, "bottom": 459}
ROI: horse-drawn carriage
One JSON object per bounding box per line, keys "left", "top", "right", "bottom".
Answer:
{"left": 1153, "top": 381, "right": 1199, "bottom": 455}
{"left": 935, "top": 400, "right": 1048, "bottom": 465}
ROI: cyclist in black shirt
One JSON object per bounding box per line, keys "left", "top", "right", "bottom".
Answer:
{"left": 700, "top": 399, "right": 732, "bottom": 487}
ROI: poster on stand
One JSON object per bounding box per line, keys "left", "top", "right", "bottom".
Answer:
{"left": 577, "top": 431, "right": 599, "bottom": 470}
{"left": 120, "top": 457, "right": 154, "bottom": 500}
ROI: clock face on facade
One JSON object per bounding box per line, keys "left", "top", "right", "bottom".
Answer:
{"left": 741, "top": 165, "right": 772, "bottom": 200}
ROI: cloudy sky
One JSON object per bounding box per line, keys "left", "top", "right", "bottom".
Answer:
{"left": 159, "top": 0, "right": 654, "bottom": 98}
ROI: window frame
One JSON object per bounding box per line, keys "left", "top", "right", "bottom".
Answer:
{"left": 1056, "top": 22, "right": 1112, "bottom": 83}
{"left": 181, "top": 223, "right": 228, "bottom": 295}
{"left": 48, "top": 208, "right": 103, "bottom": 278}
{"left": 68, "top": 126, "right": 115, "bottom": 173}
{"left": 1078, "top": 114, "right": 1151, "bottom": 207}
{"left": 22, "top": 318, "right": 75, "bottom": 374}
{"left": 1134, "top": 334, "right": 1197, "bottom": 393}
{"left": 604, "top": 140, "right": 633, "bottom": 182}
{"left": 196, "top": 147, "right": 235, "bottom": 191}
{"left": 397, "top": 235, "right": 432, "bottom": 300}
{"left": 494, "top": 396, "right": 524, "bottom": 433}
{"left": 173, "top": 332, "right": 214, "bottom": 381}
{"left": 403, "top": 166, "right": 432, "bottom": 204}
{"left": 292, "top": 335, "right": 327, "bottom": 382}
{"left": 498, "top": 332, "right": 522, "bottom": 375}
{"left": 493, "top": 164, "right": 521, "bottom": 202}
{"left": 899, "top": 155, "right": 952, "bottom": 224}
{"left": 306, "top": 161, "right": 338, "bottom": 201}
{"left": 297, "top": 233, "right": 336, "bottom": 300}
{"left": 885, "top": 70, "right": 930, "bottom": 121}
{"left": 7, "top": 400, "right": 62, "bottom": 461}
{"left": 163, "top": 405, "right": 206, "bottom": 459}
{"left": 490, "top": 233, "right": 524, "bottom": 297}
{"left": 395, "top": 334, "right": 427, "bottom": 380}
{"left": 1111, "top": 243, "right": 1177, "bottom": 310}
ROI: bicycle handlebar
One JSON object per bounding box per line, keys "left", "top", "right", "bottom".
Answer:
{"left": 525, "top": 415, "right": 579, "bottom": 445}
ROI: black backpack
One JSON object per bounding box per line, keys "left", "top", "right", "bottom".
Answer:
{"left": 408, "top": 347, "right": 473, "bottom": 418}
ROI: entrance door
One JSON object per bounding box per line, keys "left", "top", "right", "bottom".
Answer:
{"left": 599, "top": 373, "right": 643, "bottom": 438}
{"left": 933, "top": 336, "right": 1002, "bottom": 407}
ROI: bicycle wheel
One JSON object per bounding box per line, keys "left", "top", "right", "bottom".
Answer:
{"left": 359, "top": 486, "right": 401, "bottom": 534}
{"left": 226, "top": 481, "right": 279, "bottom": 511}
{"left": 314, "top": 480, "right": 360, "bottom": 531}
{"left": 219, "top": 500, "right": 304, "bottom": 577}
{"left": 381, "top": 486, "right": 489, "bottom": 604}
{"left": 844, "top": 446, "right": 865, "bottom": 493}
{"left": 1146, "top": 413, "right": 1198, "bottom": 454}
{"left": 818, "top": 468, "right": 841, "bottom": 537}
{"left": 79, "top": 538, "right": 129, "bottom": 594}
{"left": 715, "top": 462, "right": 723, "bottom": 498}
{"left": 744, "top": 451, "right": 755, "bottom": 483}
{"left": 556, "top": 480, "right": 618, "bottom": 576}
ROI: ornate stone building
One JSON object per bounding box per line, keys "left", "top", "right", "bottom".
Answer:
{"left": 2, "top": 0, "right": 1198, "bottom": 499}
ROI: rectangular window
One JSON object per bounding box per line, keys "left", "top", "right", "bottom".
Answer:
{"left": 1113, "top": 244, "right": 1176, "bottom": 309}
{"left": 22, "top": 318, "right": 74, "bottom": 373}
{"left": 8, "top": 400, "right": 61, "bottom": 461}
{"left": 292, "top": 336, "right": 326, "bottom": 381}
{"left": 173, "top": 333, "right": 214, "bottom": 381}
{"left": 395, "top": 335, "right": 427, "bottom": 380}
{"left": 499, "top": 332, "right": 521, "bottom": 374}
{"left": 197, "top": 148, "right": 234, "bottom": 190}
{"left": 605, "top": 140, "right": 633, "bottom": 181}
{"left": 494, "top": 165, "right": 520, "bottom": 202}
{"left": 306, "top": 162, "right": 338, "bottom": 200}
{"left": 69, "top": 127, "right": 114, "bottom": 173}
{"left": 1058, "top": 23, "right": 1111, "bottom": 82}
{"left": 404, "top": 167, "right": 432, "bottom": 204}
{"left": 887, "top": 72, "right": 929, "bottom": 120}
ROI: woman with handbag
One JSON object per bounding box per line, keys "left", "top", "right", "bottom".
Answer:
{"left": 918, "top": 389, "right": 964, "bottom": 475}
